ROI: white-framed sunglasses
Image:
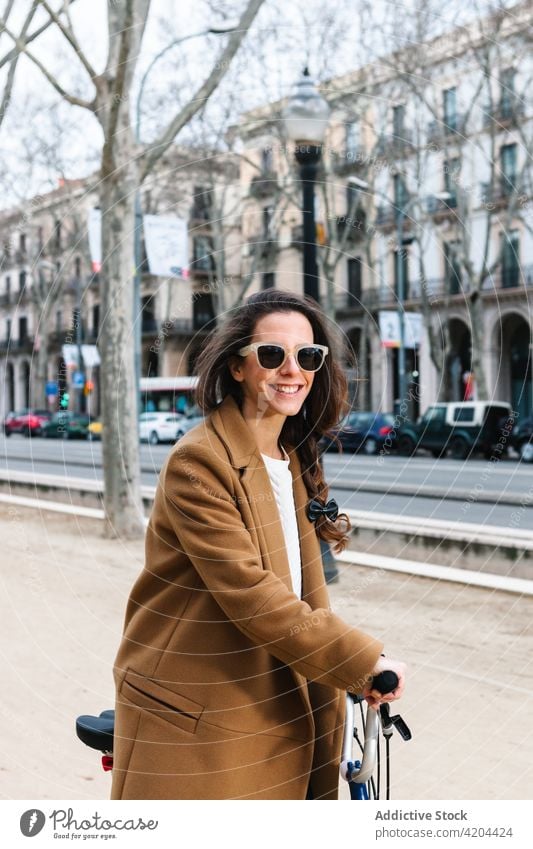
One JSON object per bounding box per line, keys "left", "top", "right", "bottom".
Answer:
{"left": 237, "top": 342, "right": 329, "bottom": 372}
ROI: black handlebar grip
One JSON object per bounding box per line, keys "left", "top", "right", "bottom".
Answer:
{"left": 371, "top": 670, "right": 399, "bottom": 695}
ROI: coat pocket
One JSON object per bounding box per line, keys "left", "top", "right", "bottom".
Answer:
{"left": 118, "top": 668, "right": 205, "bottom": 735}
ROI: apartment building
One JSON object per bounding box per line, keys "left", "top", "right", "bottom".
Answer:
{"left": 238, "top": 1, "right": 533, "bottom": 418}
{"left": 0, "top": 147, "right": 242, "bottom": 419}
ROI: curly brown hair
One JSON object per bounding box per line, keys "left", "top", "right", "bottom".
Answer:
{"left": 194, "top": 289, "right": 353, "bottom": 552}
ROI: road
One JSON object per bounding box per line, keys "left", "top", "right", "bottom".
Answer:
{"left": 1, "top": 434, "right": 532, "bottom": 528}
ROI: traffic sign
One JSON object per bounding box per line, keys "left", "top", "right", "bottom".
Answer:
{"left": 45, "top": 381, "right": 58, "bottom": 397}
{"left": 73, "top": 371, "right": 85, "bottom": 388}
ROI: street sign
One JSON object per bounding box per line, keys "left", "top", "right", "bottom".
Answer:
{"left": 46, "top": 381, "right": 58, "bottom": 397}
{"left": 73, "top": 371, "right": 85, "bottom": 388}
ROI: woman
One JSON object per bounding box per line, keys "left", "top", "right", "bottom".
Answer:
{"left": 110, "top": 289, "right": 406, "bottom": 800}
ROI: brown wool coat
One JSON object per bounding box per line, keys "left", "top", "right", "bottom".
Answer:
{"left": 110, "top": 393, "right": 384, "bottom": 800}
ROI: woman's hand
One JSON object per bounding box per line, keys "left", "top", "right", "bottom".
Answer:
{"left": 362, "top": 656, "right": 406, "bottom": 711}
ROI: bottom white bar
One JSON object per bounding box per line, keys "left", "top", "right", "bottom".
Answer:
{"left": 2, "top": 800, "right": 530, "bottom": 848}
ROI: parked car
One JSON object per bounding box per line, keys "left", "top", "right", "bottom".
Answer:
{"left": 320, "top": 411, "right": 396, "bottom": 455}
{"left": 396, "top": 401, "right": 513, "bottom": 459}
{"left": 510, "top": 416, "right": 533, "bottom": 462}
{"left": 41, "top": 412, "right": 91, "bottom": 439}
{"left": 3, "top": 408, "right": 52, "bottom": 437}
{"left": 175, "top": 405, "right": 205, "bottom": 440}
{"left": 139, "top": 412, "right": 185, "bottom": 445}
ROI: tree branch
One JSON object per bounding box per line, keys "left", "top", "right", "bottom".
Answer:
{"left": 139, "top": 0, "right": 265, "bottom": 183}
{"left": 0, "top": 1, "right": 39, "bottom": 130}
{"left": 38, "top": 0, "right": 99, "bottom": 82}
{"left": 0, "top": 0, "right": 79, "bottom": 69}
{"left": 1, "top": 19, "right": 95, "bottom": 110}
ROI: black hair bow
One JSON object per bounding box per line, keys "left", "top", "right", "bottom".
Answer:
{"left": 307, "top": 497, "right": 339, "bottom": 523}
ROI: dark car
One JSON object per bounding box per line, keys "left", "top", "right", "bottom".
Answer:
{"left": 320, "top": 411, "right": 396, "bottom": 455}
{"left": 396, "top": 401, "right": 513, "bottom": 459}
{"left": 3, "top": 408, "right": 52, "bottom": 436}
{"left": 511, "top": 416, "right": 533, "bottom": 462}
{"left": 41, "top": 412, "right": 91, "bottom": 439}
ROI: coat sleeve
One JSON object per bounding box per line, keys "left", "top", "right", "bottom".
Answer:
{"left": 161, "top": 441, "right": 384, "bottom": 694}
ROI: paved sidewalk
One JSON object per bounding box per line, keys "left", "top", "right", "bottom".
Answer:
{"left": 0, "top": 503, "right": 532, "bottom": 800}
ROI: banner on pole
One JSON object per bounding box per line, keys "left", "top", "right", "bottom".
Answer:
{"left": 143, "top": 215, "right": 189, "bottom": 278}
{"left": 379, "top": 311, "right": 423, "bottom": 348}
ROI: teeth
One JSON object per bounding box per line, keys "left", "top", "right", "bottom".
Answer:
{"left": 273, "top": 385, "right": 301, "bottom": 394}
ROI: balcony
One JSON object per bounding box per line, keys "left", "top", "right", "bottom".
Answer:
{"left": 14, "top": 335, "right": 34, "bottom": 351}
{"left": 330, "top": 148, "right": 366, "bottom": 175}
{"left": 189, "top": 205, "right": 212, "bottom": 228}
{"left": 426, "top": 194, "right": 458, "bottom": 220}
{"left": 480, "top": 179, "right": 515, "bottom": 208}
{"left": 375, "top": 205, "right": 412, "bottom": 232}
{"left": 141, "top": 318, "right": 159, "bottom": 334}
{"left": 483, "top": 98, "right": 525, "bottom": 129}
{"left": 0, "top": 292, "right": 11, "bottom": 307}
{"left": 426, "top": 115, "right": 466, "bottom": 145}
{"left": 375, "top": 129, "right": 415, "bottom": 158}
{"left": 249, "top": 172, "right": 278, "bottom": 199}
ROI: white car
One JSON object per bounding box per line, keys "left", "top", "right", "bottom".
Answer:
{"left": 139, "top": 412, "right": 184, "bottom": 445}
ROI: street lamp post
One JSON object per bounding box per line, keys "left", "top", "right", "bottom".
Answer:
{"left": 133, "top": 25, "right": 237, "bottom": 420}
{"left": 283, "top": 68, "right": 330, "bottom": 304}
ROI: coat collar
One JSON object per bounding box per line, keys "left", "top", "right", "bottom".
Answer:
{"left": 209, "top": 394, "right": 328, "bottom": 608}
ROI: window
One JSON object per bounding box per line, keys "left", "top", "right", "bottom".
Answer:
{"left": 500, "top": 68, "right": 515, "bottom": 117}
{"left": 6, "top": 317, "right": 11, "bottom": 341}
{"left": 56, "top": 310, "right": 62, "bottom": 332}
{"left": 444, "top": 242, "right": 462, "bottom": 295}
{"left": 345, "top": 121, "right": 360, "bottom": 156}
{"left": 262, "top": 272, "right": 275, "bottom": 289}
{"left": 501, "top": 230, "right": 520, "bottom": 288}
{"left": 392, "top": 104, "right": 405, "bottom": 138}
{"left": 54, "top": 220, "right": 62, "bottom": 250}
{"left": 453, "top": 406, "right": 475, "bottom": 423}
{"left": 192, "top": 185, "right": 212, "bottom": 221}
{"left": 192, "top": 236, "right": 215, "bottom": 271}
{"left": 443, "top": 87, "right": 457, "bottom": 129}
{"left": 6, "top": 275, "right": 10, "bottom": 295}
{"left": 19, "top": 316, "right": 28, "bottom": 341}
{"left": 500, "top": 143, "right": 517, "bottom": 194}
{"left": 75, "top": 256, "right": 81, "bottom": 279}
{"left": 19, "top": 270, "right": 27, "bottom": 291}
{"left": 261, "top": 147, "right": 273, "bottom": 174}
{"left": 37, "top": 227, "right": 44, "bottom": 251}
{"left": 19, "top": 233, "right": 26, "bottom": 254}
{"left": 92, "top": 304, "right": 99, "bottom": 336}
{"left": 444, "top": 158, "right": 460, "bottom": 204}
{"left": 193, "top": 291, "right": 215, "bottom": 329}
{"left": 347, "top": 257, "right": 362, "bottom": 302}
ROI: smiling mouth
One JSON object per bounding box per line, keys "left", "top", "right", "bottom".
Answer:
{"left": 270, "top": 384, "right": 305, "bottom": 395}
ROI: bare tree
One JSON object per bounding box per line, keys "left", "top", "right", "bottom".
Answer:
{"left": 0, "top": 0, "right": 265, "bottom": 538}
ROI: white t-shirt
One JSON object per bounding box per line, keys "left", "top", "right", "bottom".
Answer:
{"left": 260, "top": 445, "right": 302, "bottom": 599}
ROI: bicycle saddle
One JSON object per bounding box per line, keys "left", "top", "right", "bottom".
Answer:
{"left": 76, "top": 709, "right": 115, "bottom": 752}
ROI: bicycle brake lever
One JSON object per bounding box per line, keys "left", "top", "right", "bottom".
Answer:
{"left": 379, "top": 704, "right": 412, "bottom": 741}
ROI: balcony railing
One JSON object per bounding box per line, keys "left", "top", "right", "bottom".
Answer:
{"left": 426, "top": 194, "right": 458, "bottom": 218}
{"left": 426, "top": 114, "right": 466, "bottom": 144}
{"left": 375, "top": 129, "right": 415, "bottom": 157}
{"left": 483, "top": 99, "right": 525, "bottom": 128}
{"left": 0, "top": 292, "right": 11, "bottom": 307}
{"left": 480, "top": 179, "right": 516, "bottom": 206}
{"left": 375, "top": 205, "right": 411, "bottom": 230}
{"left": 330, "top": 148, "right": 366, "bottom": 175}
{"left": 249, "top": 172, "right": 278, "bottom": 199}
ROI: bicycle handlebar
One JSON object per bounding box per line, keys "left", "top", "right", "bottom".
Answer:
{"left": 339, "top": 669, "right": 400, "bottom": 785}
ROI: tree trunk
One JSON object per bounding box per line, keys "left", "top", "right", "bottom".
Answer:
{"left": 468, "top": 294, "right": 488, "bottom": 400}
{"left": 99, "top": 141, "right": 144, "bottom": 538}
